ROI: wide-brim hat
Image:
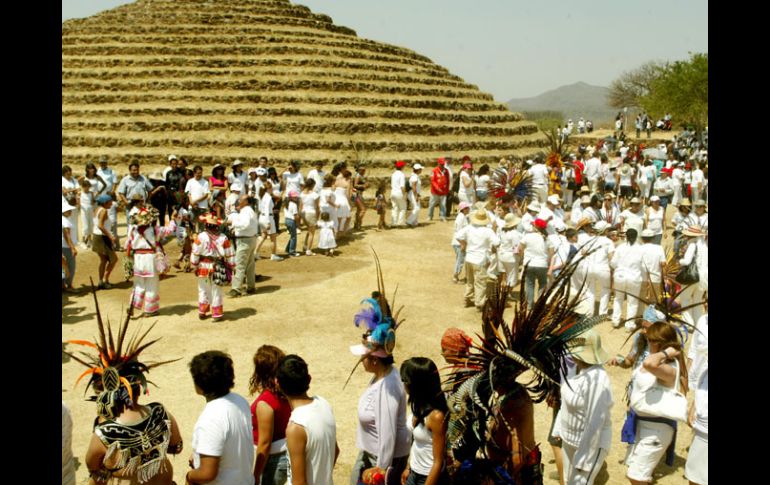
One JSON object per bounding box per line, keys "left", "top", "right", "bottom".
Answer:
{"left": 629, "top": 197, "right": 641, "bottom": 204}
{"left": 199, "top": 212, "right": 223, "bottom": 226}
{"left": 232, "top": 159, "right": 244, "bottom": 167}
{"left": 547, "top": 194, "right": 561, "bottom": 205}
{"left": 678, "top": 199, "right": 692, "bottom": 207}
{"left": 693, "top": 199, "right": 707, "bottom": 207}
{"left": 470, "top": 209, "right": 491, "bottom": 226}
{"left": 526, "top": 201, "right": 541, "bottom": 213}
{"left": 575, "top": 217, "right": 593, "bottom": 231}
{"left": 569, "top": 329, "right": 609, "bottom": 365}
{"left": 579, "top": 186, "right": 591, "bottom": 194}
{"left": 593, "top": 220, "right": 610, "bottom": 233}
{"left": 349, "top": 343, "right": 388, "bottom": 358}
{"left": 503, "top": 213, "right": 522, "bottom": 229}
{"left": 682, "top": 225, "right": 706, "bottom": 237}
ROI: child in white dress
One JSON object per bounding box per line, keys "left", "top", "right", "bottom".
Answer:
{"left": 317, "top": 211, "right": 337, "bottom": 256}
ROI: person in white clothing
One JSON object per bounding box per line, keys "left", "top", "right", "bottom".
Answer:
{"left": 390, "top": 161, "right": 408, "bottom": 227}
{"left": 62, "top": 401, "right": 76, "bottom": 485}
{"left": 552, "top": 329, "right": 613, "bottom": 485}
{"left": 599, "top": 193, "right": 621, "bottom": 229}
{"left": 62, "top": 165, "right": 81, "bottom": 246}
{"left": 451, "top": 202, "right": 471, "bottom": 283}
{"left": 518, "top": 218, "right": 552, "bottom": 308}
{"left": 692, "top": 199, "right": 708, "bottom": 233}
{"left": 228, "top": 160, "right": 249, "bottom": 195}
{"left": 187, "top": 351, "right": 256, "bottom": 485}
{"left": 581, "top": 221, "right": 615, "bottom": 317}
{"left": 277, "top": 355, "right": 339, "bottom": 485}
{"left": 456, "top": 209, "right": 500, "bottom": 310}
{"left": 645, "top": 196, "right": 666, "bottom": 245}
{"left": 282, "top": 160, "right": 305, "bottom": 199}
{"left": 306, "top": 160, "right": 325, "bottom": 195}
{"left": 583, "top": 154, "right": 602, "bottom": 194}
{"left": 457, "top": 163, "right": 476, "bottom": 205}
{"left": 185, "top": 165, "right": 211, "bottom": 233}
{"left": 519, "top": 201, "right": 540, "bottom": 233}
{"left": 678, "top": 226, "right": 708, "bottom": 326}
{"left": 685, "top": 367, "right": 708, "bottom": 485}
{"left": 497, "top": 213, "right": 522, "bottom": 290}
{"left": 318, "top": 174, "right": 339, "bottom": 232}
{"left": 691, "top": 162, "right": 705, "bottom": 202}
{"left": 226, "top": 195, "right": 259, "bottom": 297}
{"left": 571, "top": 195, "right": 592, "bottom": 227}
{"left": 299, "top": 179, "right": 321, "bottom": 255}
{"left": 619, "top": 198, "right": 645, "bottom": 236}
{"left": 529, "top": 157, "right": 550, "bottom": 204}
{"left": 671, "top": 162, "right": 685, "bottom": 207}
{"left": 406, "top": 164, "right": 423, "bottom": 227}
{"left": 611, "top": 229, "right": 645, "bottom": 329}
{"left": 638, "top": 229, "right": 666, "bottom": 301}
{"left": 255, "top": 181, "right": 284, "bottom": 261}
{"left": 97, "top": 158, "right": 120, "bottom": 247}
{"left": 687, "top": 302, "right": 708, "bottom": 391}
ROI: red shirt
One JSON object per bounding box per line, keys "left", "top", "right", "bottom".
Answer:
{"left": 573, "top": 160, "right": 585, "bottom": 185}
{"left": 251, "top": 389, "right": 292, "bottom": 445}
{"left": 431, "top": 166, "right": 450, "bottom": 195}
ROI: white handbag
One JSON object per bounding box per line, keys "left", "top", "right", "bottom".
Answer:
{"left": 630, "top": 360, "right": 688, "bottom": 423}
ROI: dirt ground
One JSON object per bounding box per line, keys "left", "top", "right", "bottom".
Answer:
{"left": 62, "top": 206, "right": 694, "bottom": 484}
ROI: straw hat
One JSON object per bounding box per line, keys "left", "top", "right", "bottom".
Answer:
{"left": 232, "top": 159, "right": 244, "bottom": 167}
{"left": 569, "top": 329, "right": 609, "bottom": 365}
{"left": 678, "top": 199, "right": 692, "bottom": 207}
{"left": 580, "top": 186, "right": 591, "bottom": 194}
{"left": 682, "top": 225, "right": 706, "bottom": 237}
{"left": 593, "top": 221, "right": 610, "bottom": 233}
{"left": 503, "top": 213, "right": 522, "bottom": 229}
{"left": 470, "top": 209, "right": 491, "bottom": 226}
{"left": 629, "top": 197, "right": 641, "bottom": 204}
{"left": 199, "top": 212, "right": 223, "bottom": 226}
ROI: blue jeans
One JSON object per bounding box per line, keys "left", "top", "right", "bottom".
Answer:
{"left": 261, "top": 452, "right": 288, "bottom": 485}
{"left": 62, "top": 247, "right": 76, "bottom": 288}
{"left": 476, "top": 189, "right": 489, "bottom": 201}
{"left": 524, "top": 266, "right": 548, "bottom": 307}
{"left": 285, "top": 219, "right": 297, "bottom": 254}
{"left": 405, "top": 471, "right": 427, "bottom": 485}
{"left": 428, "top": 194, "right": 447, "bottom": 219}
{"left": 351, "top": 451, "right": 408, "bottom": 485}
{"left": 452, "top": 244, "right": 465, "bottom": 276}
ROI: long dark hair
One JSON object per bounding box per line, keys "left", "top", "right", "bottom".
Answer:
{"left": 400, "top": 357, "right": 448, "bottom": 426}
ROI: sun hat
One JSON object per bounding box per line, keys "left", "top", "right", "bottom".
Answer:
{"left": 473, "top": 201, "right": 487, "bottom": 211}
{"left": 679, "top": 199, "right": 692, "bottom": 207}
{"left": 441, "top": 328, "right": 473, "bottom": 355}
{"left": 168, "top": 154, "right": 178, "bottom": 162}
{"left": 693, "top": 199, "right": 707, "bottom": 207}
{"left": 533, "top": 218, "right": 548, "bottom": 230}
{"left": 640, "top": 229, "right": 655, "bottom": 238}
{"left": 395, "top": 160, "right": 406, "bottom": 169}
{"left": 212, "top": 163, "right": 224, "bottom": 170}
{"left": 62, "top": 201, "right": 76, "bottom": 213}
{"left": 526, "top": 201, "right": 541, "bottom": 213}
{"left": 470, "top": 209, "right": 491, "bottom": 226}
{"left": 149, "top": 172, "right": 164, "bottom": 181}
{"left": 458, "top": 201, "right": 472, "bottom": 212}
{"left": 232, "top": 159, "right": 244, "bottom": 167}
{"left": 603, "top": 193, "right": 615, "bottom": 200}
{"left": 649, "top": 195, "right": 660, "bottom": 202}
{"left": 569, "top": 329, "right": 609, "bottom": 365}
{"left": 580, "top": 186, "right": 591, "bottom": 194}
{"left": 95, "top": 194, "right": 113, "bottom": 205}
{"left": 248, "top": 167, "right": 258, "bottom": 175}
{"left": 547, "top": 194, "right": 561, "bottom": 205}
{"left": 199, "top": 212, "right": 223, "bottom": 226}
{"left": 413, "top": 163, "right": 424, "bottom": 171}
{"left": 682, "top": 225, "right": 706, "bottom": 237}
{"left": 503, "top": 213, "right": 522, "bottom": 229}
{"left": 593, "top": 220, "right": 610, "bottom": 233}
{"left": 643, "top": 304, "right": 666, "bottom": 323}
{"left": 630, "top": 197, "right": 641, "bottom": 204}
{"left": 255, "top": 167, "right": 267, "bottom": 176}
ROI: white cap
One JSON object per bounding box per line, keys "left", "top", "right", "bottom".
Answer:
{"left": 649, "top": 195, "right": 660, "bottom": 202}
{"left": 168, "top": 154, "right": 178, "bottom": 161}
{"left": 255, "top": 167, "right": 267, "bottom": 176}
{"left": 547, "top": 194, "right": 561, "bottom": 205}
{"left": 527, "top": 201, "right": 541, "bottom": 212}
{"left": 641, "top": 229, "right": 655, "bottom": 238}
{"left": 413, "top": 163, "right": 424, "bottom": 170}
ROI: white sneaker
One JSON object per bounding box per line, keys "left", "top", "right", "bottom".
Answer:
{"left": 305, "top": 250, "right": 314, "bottom": 256}
{"left": 270, "top": 254, "right": 284, "bottom": 261}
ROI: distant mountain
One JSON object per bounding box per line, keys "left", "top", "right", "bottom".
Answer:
{"left": 507, "top": 82, "right": 619, "bottom": 125}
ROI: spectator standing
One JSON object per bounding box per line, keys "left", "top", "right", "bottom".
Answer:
{"left": 227, "top": 195, "right": 259, "bottom": 298}
{"left": 456, "top": 209, "right": 500, "bottom": 310}
{"left": 390, "top": 161, "right": 408, "bottom": 227}
{"left": 428, "top": 158, "right": 450, "bottom": 221}
{"left": 406, "top": 164, "right": 423, "bottom": 227}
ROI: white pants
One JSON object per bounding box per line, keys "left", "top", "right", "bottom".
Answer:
{"left": 585, "top": 268, "right": 611, "bottom": 316}
{"left": 562, "top": 442, "right": 607, "bottom": 485}
{"left": 131, "top": 275, "right": 159, "bottom": 314}
{"left": 612, "top": 278, "right": 642, "bottom": 325}
{"left": 198, "top": 278, "right": 224, "bottom": 318}
{"left": 679, "top": 283, "right": 706, "bottom": 326}
{"left": 691, "top": 186, "right": 702, "bottom": 202}
{"left": 533, "top": 185, "right": 548, "bottom": 204}
{"left": 500, "top": 259, "right": 519, "bottom": 287}
{"left": 638, "top": 181, "right": 650, "bottom": 200}
{"left": 625, "top": 420, "right": 674, "bottom": 482}
{"left": 563, "top": 188, "right": 574, "bottom": 208}
{"left": 80, "top": 204, "right": 94, "bottom": 242}
{"left": 406, "top": 193, "right": 420, "bottom": 226}
{"left": 68, "top": 207, "right": 80, "bottom": 246}
{"left": 458, "top": 191, "right": 475, "bottom": 205}
{"left": 685, "top": 432, "right": 708, "bottom": 485}
{"left": 671, "top": 183, "right": 683, "bottom": 206}
{"left": 390, "top": 194, "right": 407, "bottom": 226}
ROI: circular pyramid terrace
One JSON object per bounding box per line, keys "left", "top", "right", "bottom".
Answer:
{"left": 62, "top": 0, "right": 549, "bottom": 168}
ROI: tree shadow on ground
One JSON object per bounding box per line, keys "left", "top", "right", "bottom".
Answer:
{"left": 594, "top": 461, "right": 610, "bottom": 485}
{"left": 257, "top": 285, "right": 281, "bottom": 294}
{"left": 107, "top": 280, "right": 133, "bottom": 290}
{"left": 62, "top": 306, "right": 95, "bottom": 325}
{"left": 161, "top": 304, "right": 198, "bottom": 317}
{"left": 226, "top": 307, "right": 258, "bottom": 321}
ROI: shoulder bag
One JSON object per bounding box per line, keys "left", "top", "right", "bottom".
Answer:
{"left": 630, "top": 360, "right": 688, "bottom": 422}
{"left": 675, "top": 245, "right": 699, "bottom": 285}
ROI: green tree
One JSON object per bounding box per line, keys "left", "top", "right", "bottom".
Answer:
{"left": 608, "top": 61, "right": 665, "bottom": 109}
{"left": 641, "top": 53, "right": 708, "bottom": 131}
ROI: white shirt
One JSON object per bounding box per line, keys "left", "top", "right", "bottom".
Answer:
{"left": 693, "top": 369, "right": 708, "bottom": 435}
{"left": 456, "top": 224, "right": 500, "bottom": 265}
{"left": 300, "top": 191, "right": 320, "bottom": 215}
{"left": 191, "top": 392, "right": 256, "bottom": 485}
{"left": 611, "top": 242, "right": 645, "bottom": 282}
{"left": 228, "top": 206, "right": 259, "bottom": 237}
{"left": 640, "top": 243, "right": 666, "bottom": 283}
{"left": 528, "top": 164, "right": 549, "bottom": 187}
{"left": 307, "top": 169, "right": 324, "bottom": 194}
{"left": 259, "top": 193, "right": 274, "bottom": 218}
{"left": 584, "top": 236, "right": 614, "bottom": 271}
{"left": 283, "top": 171, "right": 305, "bottom": 195}
{"left": 283, "top": 200, "right": 298, "bottom": 221}
{"left": 671, "top": 168, "right": 684, "bottom": 186}
{"left": 409, "top": 173, "right": 421, "bottom": 196}
{"left": 475, "top": 174, "right": 490, "bottom": 192}
{"left": 451, "top": 212, "right": 468, "bottom": 246}
{"left": 458, "top": 171, "right": 474, "bottom": 198}
{"left": 62, "top": 216, "right": 73, "bottom": 248}
{"left": 185, "top": 178, "right": 210, "bottom": 209}
{"left": 228, "top": 171, "right": 248, "bottom": 191}
{"left": 62, "top": 402, "right": 76, "bottom": 485}
{"left": 287, "top": 396, "right": 337, "bottom": 485}
{"left": 599, "top": 206, "right": 620, "bottom": 226}
{"left": 620, "top": 209, "right": 644, "bottom": 235}
{"left": 498, "top": 228, "right": 522, "bottom": 263}
{"left": 672, "top": 212, "right": 697, "bottom": 233}
{"left": 584, "top": 157, "right": 601, "bottom": 179}
{"left": 519, "top": 232, "right": 549, "bottom": 268}
{"left": 688, "top": 314, "right": 708, "bottom": 390}
{"left": 390, "top": 170, "right": 406, "bottom": 197}
{"left": 679, "top": 238, "right": 708, "bottom": 291}
{"left": 691, "top": 169, "right": 705, "bottom": 188}
{"left": 646, "top": 207, "right": 665, "bottom": 235}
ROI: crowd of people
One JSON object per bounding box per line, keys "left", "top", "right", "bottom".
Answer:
{"left": 63, "top": 131, "right": 707, "bottom": 484}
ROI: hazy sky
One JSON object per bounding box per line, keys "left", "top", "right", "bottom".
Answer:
{"left": 62, "top": 0, "right": 708, "bottom": 101}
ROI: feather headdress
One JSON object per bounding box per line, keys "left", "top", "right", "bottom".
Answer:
{"left": 63, "top": 281, "right": 178, "bottom": 419}
{"left": 344, "top": 249, "right": 405, "bottom": 388}
{"left": 488, "top": 162, "right": 534, "bottom": 205}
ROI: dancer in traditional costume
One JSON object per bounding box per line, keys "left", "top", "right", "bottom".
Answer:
{"left": 63, "top": 289, "right": 183, "bottom": 485}
{"left": 126, "top": 207, "right": 175, "bottom": 317}
{"left": 443, "top": 251, "right": 606, "bottom": 484}
{"left": 190, "top": 212, "right": 235, "bottom": 322}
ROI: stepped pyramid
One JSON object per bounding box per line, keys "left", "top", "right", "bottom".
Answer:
{"left": 62, "top": 0, "right": 548, "bottom": 167}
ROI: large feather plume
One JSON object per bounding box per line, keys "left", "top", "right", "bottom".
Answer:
{"left": 488, "top": 163, "right": 534, "bottom": 205}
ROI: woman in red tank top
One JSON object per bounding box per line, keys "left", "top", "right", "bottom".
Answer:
{"left": 249, "top": 345, "right": 293, "bottom": 484}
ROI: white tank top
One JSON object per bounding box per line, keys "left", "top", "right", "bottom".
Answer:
{"left": 407, "top": 414, "right": 434, "bottom": 476}
{"left": 647, "top": 207, "right": 664, "bottom": 235}
{"left": 92, "top": 207, "right": 105, "bottom": 236}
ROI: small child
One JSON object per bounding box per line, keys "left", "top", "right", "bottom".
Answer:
{"left": 375, "top": 181, "right": 388, "bottom": 230}
{"left": 317, "top": 211, "right": 337, "bottom": 256}
{"left": 173, "top": 198, "right": 194, "bottom": 272}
